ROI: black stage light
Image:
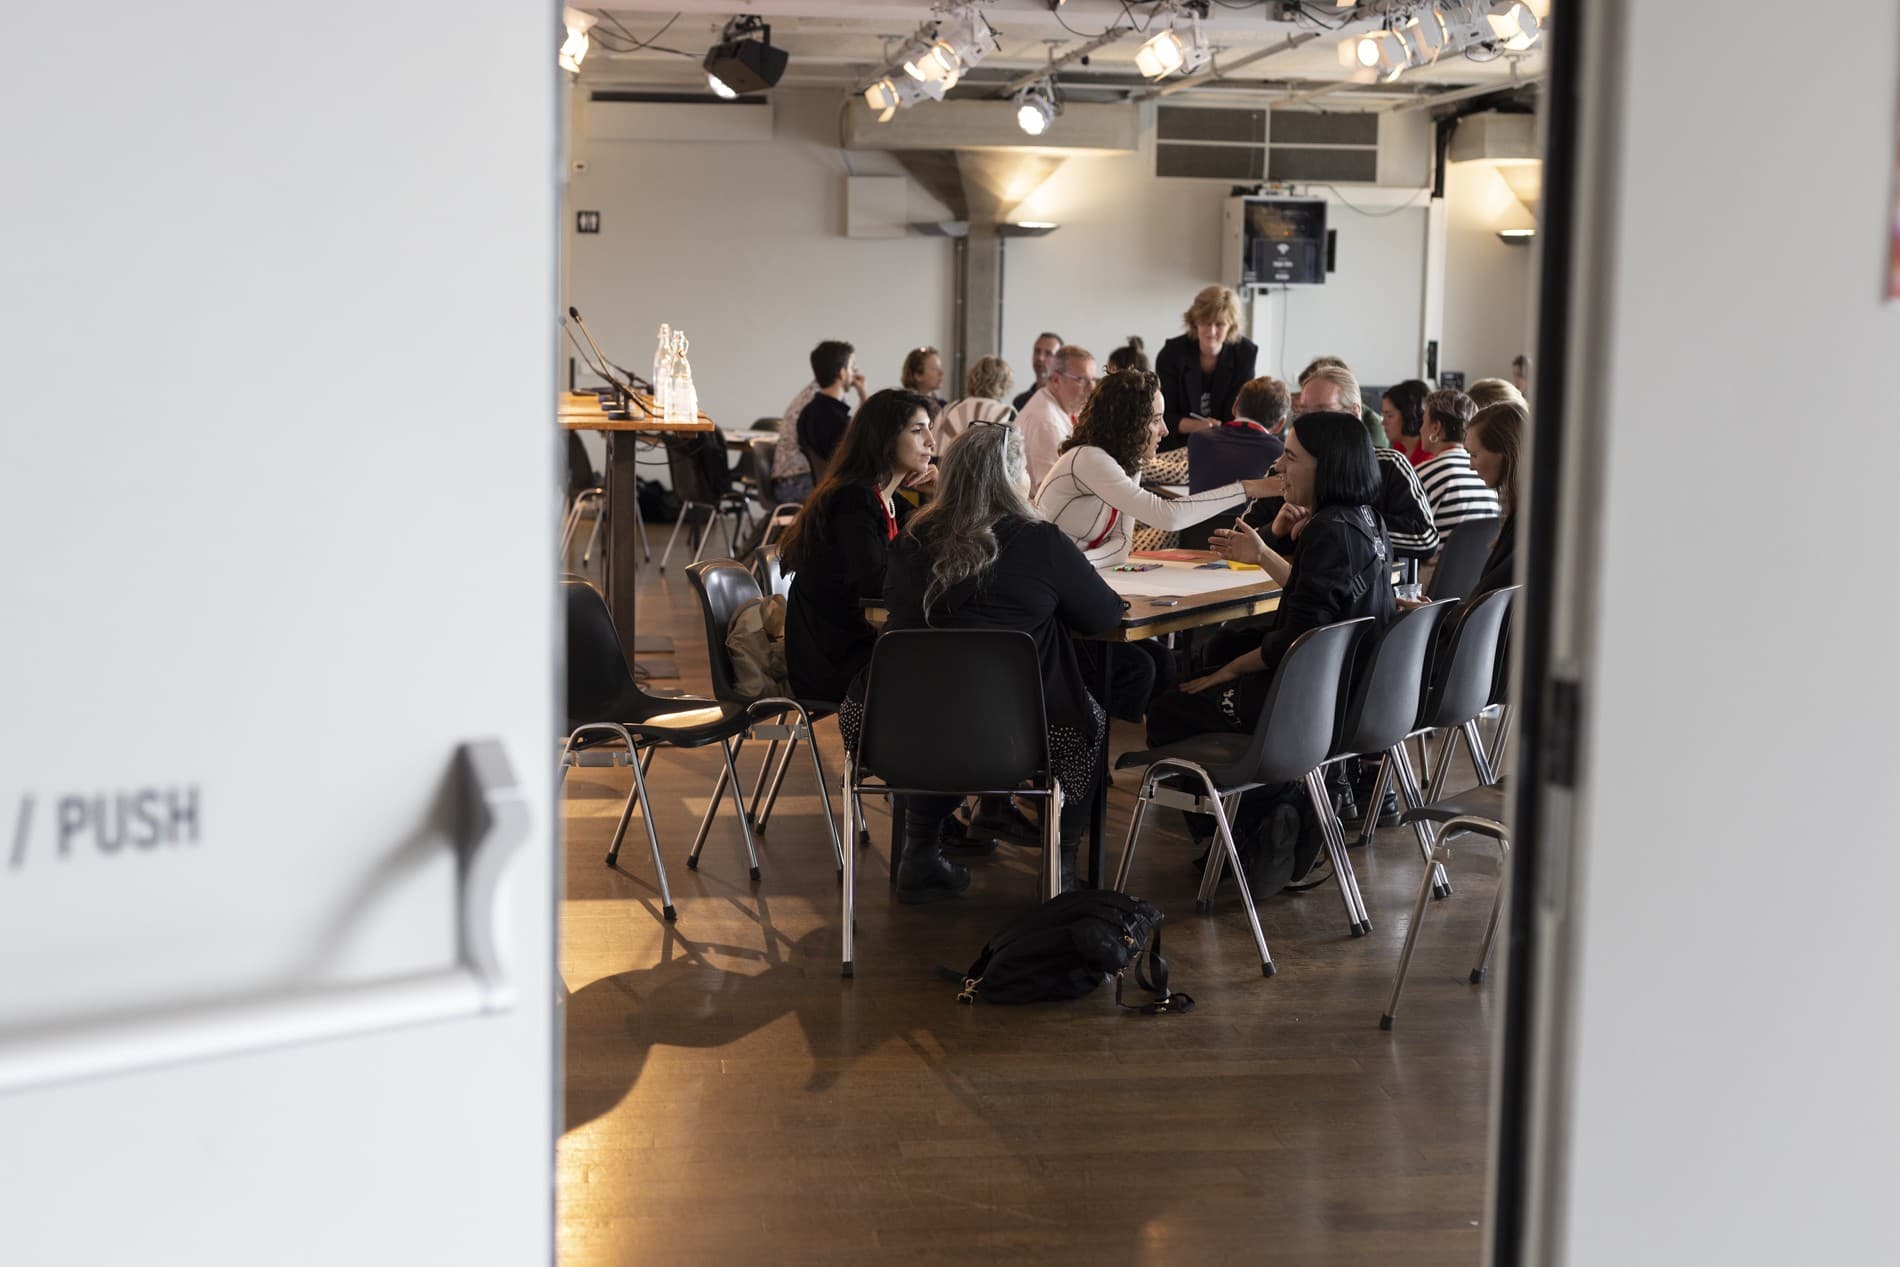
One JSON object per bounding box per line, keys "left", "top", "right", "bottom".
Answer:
{"left": 703, "top": 18, "right": 787, "bottom": 98}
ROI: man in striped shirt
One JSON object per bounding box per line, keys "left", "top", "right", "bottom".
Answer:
{"left": 1415, "top": 388, "right": 1502, "bottom": 530}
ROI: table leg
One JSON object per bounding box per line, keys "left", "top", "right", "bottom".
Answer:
{"left": 1088, "top": 647, "right": 1111, "bottom": 889}
{"left": 603, "top": 432, "right": 641, "bottom": 666}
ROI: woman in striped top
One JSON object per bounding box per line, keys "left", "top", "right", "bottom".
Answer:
{"left": 1415, "top": 388, "right": 1501, "bottom": 531}
{"left": 1034, "top": 369, "right": 1281, "bottom": 568}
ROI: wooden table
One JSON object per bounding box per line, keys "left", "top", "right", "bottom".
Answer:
{"left": 560, "top": 391, "right": 714, "bottom": 664}
{"left": 867, "top": 553, "right": 1288, "bottom": 889}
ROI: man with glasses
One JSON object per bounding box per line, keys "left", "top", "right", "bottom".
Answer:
{"left": 1017, "top": 343, "right": 1097, "bottom": 492}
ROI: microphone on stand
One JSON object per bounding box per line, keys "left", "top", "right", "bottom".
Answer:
{"left": 561, "top": 319, "right": 632, "bottom": 420}
{"left": 569, "top": 306, "right": 653, "bottom": 398}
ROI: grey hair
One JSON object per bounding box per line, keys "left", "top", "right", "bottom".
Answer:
{"left": 905, "top": 424, "right": 1036, "bottom": 612}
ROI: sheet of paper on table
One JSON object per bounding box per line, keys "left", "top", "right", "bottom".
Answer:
{"left": 1102, "top": 560, "right": 1274, "bottom": 599}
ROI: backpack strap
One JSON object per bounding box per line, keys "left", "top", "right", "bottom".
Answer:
{"left": 1113, "top": 924, "right": 1195, "bottom": 1015}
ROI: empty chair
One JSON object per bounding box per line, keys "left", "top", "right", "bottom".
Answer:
{"left": 1111, "top": 617, "right": 1374, "bottom": 977}
{"left": 683, "top": 559, "right": 847, "bottom": 873}
{"left": 1319, "top": 599, "right": 1464, "bottom": 902}
{"left": 842, "top": 629, "right": 1064, "bottom": 977}
{"left": 560, "top": 579, "right": 763, "bottom": 919}
{"left": 1357, "top": 587, "right": 1519, "bottom": 858}
{"left": 1380, "top": 781, "right": 1510, "bottom": 1030}
{"left": 1425, "top": 515, "right": 1500, "bottom": 601}
{"left": 659, "top": 434, "right": 749, "bottom": 572}
{"left": 747, "top": 435, "right": 803, "bottom": 547}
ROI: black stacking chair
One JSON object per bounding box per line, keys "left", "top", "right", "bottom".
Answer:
{"left": 1318, "top": 600, "right": 1464, "bottom": 904}
{"left": 1358, "top": 588, "right": 1518, "bottom": 861}
{"left": 560, "top": 579, "right": 762, "bottom": 920}
{"left": 658, "top": 435, "right": 747, "bottom": 572}
{"left": 683, "top": 560, "right": 847, "bottom": 873}
{"left": 1426, "top": 516, "right": 1500, "bottom": 601}
{"left": 751, "top": 542, "right": 792, "bottom": 600}
{"left": 746, "top": 436, "right": 803, "bottom": 547}
{"left": 842, "top": 630, "right": 1064, "bottom": 977}
{"left": 1381, "top": 781, "right": 1510, "bottom": 1030}
{"left": 1111, "top": 617, "right": 1374, "bottom": 977}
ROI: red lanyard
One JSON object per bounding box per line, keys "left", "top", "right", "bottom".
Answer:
{"left": 879, "top": 496, "right": 898, "bottom": 541}
{"left": 1223, "top": 418, "right": 1269, "bottom": 434}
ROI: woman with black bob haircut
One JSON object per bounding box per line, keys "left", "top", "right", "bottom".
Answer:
{"left": 781, "top": 389, "right": 937, "bottom": 705}
{"left": 858, "top": 423, "right": 1122, "bottom": 903}
{"left": 1380, "top": 378, "right": 1432, "bottom": 467}
{"left": 1142, "top": 411, "right": 1394, "bottom": 882}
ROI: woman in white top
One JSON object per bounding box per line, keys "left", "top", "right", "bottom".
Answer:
{"left": 932, "top": 355, "right": 1016, "bottom": 451}
{"left": 1035, "top": 368, "right": 1281, "bottom": 567}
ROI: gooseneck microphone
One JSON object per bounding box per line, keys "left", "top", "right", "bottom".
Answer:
{"left": 568, "top": 306, "right": 650, "bottom": 393}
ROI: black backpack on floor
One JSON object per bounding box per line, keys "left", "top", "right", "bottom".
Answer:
{"left": 954, "top": 891, "right": 1194, "bottom": 1014}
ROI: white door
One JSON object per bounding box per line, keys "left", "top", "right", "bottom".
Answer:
{"left": 0, "top": 4, "right": 558, "bottom": 1263}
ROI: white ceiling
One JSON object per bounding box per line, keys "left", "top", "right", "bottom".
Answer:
{"left": 578, "top": 1, "right": 1545, "bottom": 103}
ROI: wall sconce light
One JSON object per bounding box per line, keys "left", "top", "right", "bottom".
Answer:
{"left": 1497, "top": 227, "right": 1536, "bottom": 245}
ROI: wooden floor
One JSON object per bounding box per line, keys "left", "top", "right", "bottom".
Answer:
{"left": 558, "top": 561, "right": 1501, "bottom": 1267}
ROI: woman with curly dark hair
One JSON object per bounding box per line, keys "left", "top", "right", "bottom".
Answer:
{"left": 1032, "top": 370, "right": 1278, "bottom": 720}
{"left": 1034, "top": 369, "right": 1281, "bottom": 568}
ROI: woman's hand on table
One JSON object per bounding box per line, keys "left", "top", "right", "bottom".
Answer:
{"left": 1209, "top": 520, "right": 1267, "bottom": 565}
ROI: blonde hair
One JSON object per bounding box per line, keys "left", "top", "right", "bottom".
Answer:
{"left": 1183, "top": 285, "right": 1244, "bottom": 341}
{"left": 1303, "top": 364, "right": 1361, "bottom": 416}
{"left": 1467, "top": 377, "right": 1528, "bottom": 411}
{"left": 963, "top": 355, "right": 1013, "bottom": 402}
{"left": 1469, "top": 401, "right": 1527, "bottom": 515}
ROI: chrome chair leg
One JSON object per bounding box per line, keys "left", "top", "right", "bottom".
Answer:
{"left": 1357, "top": 753, "right": 1392, "bottom": 847}
{"left": 1381, "top": 838, "right": 1445, "bottom": 1029}
{"left": 559, "top": 500, "right": 585, "bottom": 559}
{"left": 1188, "top": 767, "right": 1275, "bottom": 977}
{"left": 1463, "top": 719, "right": 1500, "bottom": 786}
{"left": 1304, "top": 770, "right": 1368, "bottom": 937}
{"left": 1472, "top": 835, "right": 1511, "bottom": 983}
{"left": 1426, "top": 727, "right": 1461, "bottom": 802}
{"left": 686, "top": 744, "right": 733, "bottom": 870}
{"left": 635, "top": 506, "right": 652, "bottom": 563}
{"left": 1110, "top": 770, "right": 1157, "bottom": 892}
{"left": 718, "top": 739, "right": 761, "bottom": 881}
{"left": 840, "top": 768, "right": 858, "bottom": 977}
{"left": 1195, "top": 790, "right": 1242, "bottom": 908}
{"left": 581, "top": 505, "right": 605, "bottom": 565}
{"left": 747, "top": 735, "right": 784, "bottom": 821}
{"left": 627, "top": 739, "right": 676, "bottom": 920}
{"left": 801, "top": 721, "right": 845, "bottom": 874}
{"left": 1039, "top": 782, "right": 1064, "bottom": 901}
{"left": 1390, "top": 742, "right": 1453, "bottom": 898}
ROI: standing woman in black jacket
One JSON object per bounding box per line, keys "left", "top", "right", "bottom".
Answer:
{"left": 868, "top": 423, "right": 1123, "bottom": 902}
{"left": 781, "top": 390, "right": 938, "bottom": 704}
{"left": 1154, "top": 285, "right": 1259, "bottom": 451}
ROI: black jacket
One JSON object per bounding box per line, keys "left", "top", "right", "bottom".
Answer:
{"left": 872, "top": 518, "right": 1122, "bottom": 732}
{"left": 1473, "top": 512, "right": 1516, "bottom": 598}
{"left": 1155, "top": 333, "right": 1259, "bottom": 450}
{"left": 785, "top": 484, "right": 905, "bottom": 704}
{"left": 1261, "top": 503, "right": 1395, "bottom": 677}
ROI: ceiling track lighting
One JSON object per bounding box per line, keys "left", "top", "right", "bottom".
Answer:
{"left": 1014, "top": 81, "right": 1058, "bottom": 136}
{"left": 1335, "top": 1, "right": 1543, "bottom": 84}
{"left": 559, "top": 7, "right": 594, "bottom": 76}
{"left": 860, "top": 2, "right": 998, "bottom": 121}
{"left": 703, "top": 15, "right": 788, "bottom": 100}
{"left": 1136, "top": 5, "right": 1212, "bottom": 81}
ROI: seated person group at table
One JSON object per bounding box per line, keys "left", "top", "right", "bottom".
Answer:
{"left": 774, "top": 284, "right": 1526, "bottom": 904}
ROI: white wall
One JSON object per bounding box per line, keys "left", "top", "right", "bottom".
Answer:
{"left": 0, "top": 3, "right": 555, "bottom": 1263}
{"left": 1442, "top": 156, "right": 1537, "bottom": 382}
{"left": 563, "top": 90, "right": 1522, "bottom": 424}
{"left": 566, "top": 88, "right": 957, "bottom": 427}
{"left": 1533, "top": 1, "right": 1900, "bottom": 1262}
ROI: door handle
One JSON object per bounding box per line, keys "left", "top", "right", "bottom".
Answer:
{"left": 0, "top": 739, "right": 529, "bottom": 1094}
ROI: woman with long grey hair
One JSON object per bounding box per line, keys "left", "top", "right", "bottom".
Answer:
{"left": 847, "top": 422, "right": 1123, "bottom": 903}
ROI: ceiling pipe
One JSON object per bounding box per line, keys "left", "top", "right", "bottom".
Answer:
{"left": 1383, "top": 73, "right": 1546, "bottom": 113}
{"left": 1151, "top": 31, "right": 1321, "bottom": 98}
{"left": 995, "top": 28, "right": 1132, "bottom": 97}
{"left": 1274, "top": 79, "right": 1361, "bottom": 108}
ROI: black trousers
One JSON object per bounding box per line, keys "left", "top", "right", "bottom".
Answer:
{"left": 1077, "top": 638, "right": 1177, "bottom": 723}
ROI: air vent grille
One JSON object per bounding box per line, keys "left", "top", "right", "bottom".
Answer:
{"left": 1155, "top": 105, "right": 1380, "bottom": 184}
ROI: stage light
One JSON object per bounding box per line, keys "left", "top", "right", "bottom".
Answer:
{"left": 559, "top": 7, "right": 593, "bottom": 75}
{"left": 1487, "top": 1, "right": 1541, "bottom": 51}
{"left": 1015, "top": 83, "right": 1056, "bottom": 136}
{"left": 702, "top": 16, "right": 788, "bottom": 97}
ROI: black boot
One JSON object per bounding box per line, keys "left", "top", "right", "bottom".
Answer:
{"left": 897, "top": 812, "right": 971, "bottom": 905}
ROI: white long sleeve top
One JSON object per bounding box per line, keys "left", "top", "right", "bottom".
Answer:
{"left": 1034, "top": 443, "right": 1249, "bottom": 567}
{"left": 1016, "top": 387, "right": 1074, "bottom": 492}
